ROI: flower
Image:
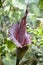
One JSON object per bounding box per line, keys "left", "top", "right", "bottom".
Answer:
{"left": 8, "top": 8, "right": 31, "bottom": 48}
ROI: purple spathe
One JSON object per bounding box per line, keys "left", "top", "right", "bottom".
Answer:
{"left": 8, "top": 22, "right": 31, "bottom": 48}
{"left": 8, "top": 9, "right": 31, "bottom": 48}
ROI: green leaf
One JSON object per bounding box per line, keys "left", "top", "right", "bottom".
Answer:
{"left": 2, "top": 56, "right": 16, "bottom": 65}
{"left": 37, "top": 62, "right": 43, "bottom": 65}
{"left": 4, "top": 39, "right": 16, "bottom": 51}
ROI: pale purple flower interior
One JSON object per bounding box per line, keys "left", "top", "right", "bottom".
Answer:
{"left": 8, "top": 22, "right": 31, "bottom": 48}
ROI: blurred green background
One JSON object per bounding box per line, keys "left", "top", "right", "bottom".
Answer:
{"left": 0, "top": 0, "right": 43, "bottom": 65}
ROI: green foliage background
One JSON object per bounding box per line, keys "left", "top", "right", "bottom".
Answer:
{"left": 0, "top": 0, "right": 43, "bottom": 65}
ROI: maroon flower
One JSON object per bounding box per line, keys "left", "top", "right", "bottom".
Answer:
{"left": 8, "top": 8, "right": 31, "bottom": 48}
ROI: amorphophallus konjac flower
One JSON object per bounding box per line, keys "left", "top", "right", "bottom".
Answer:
{"left": 8, "top": 8, "right": 31, "bottom": 48}
{"left": 8, "top": 6, "right": 31, "bottom": 65}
